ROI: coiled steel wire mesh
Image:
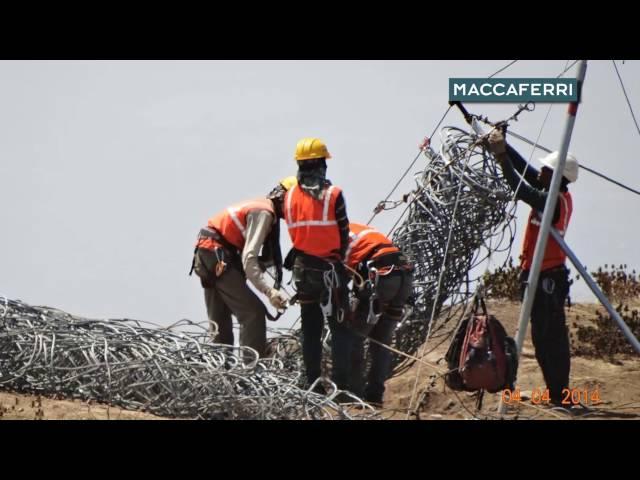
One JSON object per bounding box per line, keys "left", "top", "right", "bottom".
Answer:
{"left": 389, "top": 127, "right": 518, "bottom": 374}
{"left": 0, "top": 297, "right": 378, "bottom": 420}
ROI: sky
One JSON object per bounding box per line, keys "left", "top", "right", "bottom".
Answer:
{"left": 1, "top": 60, "right": 638, "bottom": 332}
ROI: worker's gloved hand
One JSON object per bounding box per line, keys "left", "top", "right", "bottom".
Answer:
{"left": 487, "top": 129, "right": 507, "bottom": 156}
{"left": 268, "top": 288, "right": 288, "bottom": 310}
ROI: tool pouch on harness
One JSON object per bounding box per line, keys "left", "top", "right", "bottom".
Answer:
{"left": 445, "top": 298, "right": 518, "bottom": 393}
{"left": 190, "top": 228, "right": 240, "bottom": 288}
{"left": 191, "top": 248, "right": 227, "bottom": 288}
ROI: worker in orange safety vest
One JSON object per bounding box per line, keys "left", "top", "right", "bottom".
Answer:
{"left": 344, "top": 222, "right": 414, "bottom": 405}
{"left": 488, "top": 128, "right": 577, "bottom": 407}
{"left": 282, "top": 137, "right": 353, "bottom": 395}
{"left": 190, "top": 190, "right": 289, "bottom": 357}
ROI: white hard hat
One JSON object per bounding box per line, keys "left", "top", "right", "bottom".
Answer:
{"left": 539, "top": 151, "right": 579, "bottom": 183}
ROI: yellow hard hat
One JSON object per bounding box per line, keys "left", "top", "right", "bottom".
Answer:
{"left": 294, "top": 137, "right": 332, "bottom": 161}
{"left": 279, "top": 176, "right": 298, "bottom": 190}
{"left": 267, "top": 176, "right": 298, "bottom": 202}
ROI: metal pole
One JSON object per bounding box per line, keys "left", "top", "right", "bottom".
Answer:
{"left": 549, "top": 227, "right": 640, "bottom": 353}
{"left": 498, "top": 60, "right": 588, "bottom": 415}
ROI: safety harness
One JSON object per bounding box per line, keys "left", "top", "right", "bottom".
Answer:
{"left": 189, "top": 227, "right": 238, "bottom": 276}
{"left": 351, "top": 251, "right": 414, "bottom": 324}
{"left": 285, "top": 248, "right": 348, "bottom": 323}
{"left": 190, "top": 227, "right": 284, "bottom": 322}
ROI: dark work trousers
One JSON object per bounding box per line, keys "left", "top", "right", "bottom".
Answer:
{"left": 293, "top": 256, "right": 353, "bottom": 390}
{"left": 350, "top": 269, "right": 413, "bottom": 403}
{"left": 521, "top": 266, "right": 571, "bottom": 404}
{"left": 193, "top": 247, "right": 267, "bottom": 357}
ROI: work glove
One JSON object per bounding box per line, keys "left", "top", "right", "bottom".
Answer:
{"left": 268, "top": 288, "right": 288, "bottom": 310}
{"left": 487, "top": 128, "right": 507, "bottom": 155}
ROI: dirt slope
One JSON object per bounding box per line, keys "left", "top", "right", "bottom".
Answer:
{"left": 382, "top": 300, "right": 640, "bottom": 420}
{"left": 0, "top": 391, "right": 164, "bottom": 420}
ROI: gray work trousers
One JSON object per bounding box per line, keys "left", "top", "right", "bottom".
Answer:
{"left": 193, "top": 247, "right": 267, "bottom": 356}
{"left": 349, "top": 269, "right": 413, "bottom": 403}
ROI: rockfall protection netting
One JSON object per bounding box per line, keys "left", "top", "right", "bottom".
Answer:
{"left": 0, "top": 126, "right": 517, "bottom": 418}
{"left": 0, "top": 297, "right": 379, "bottom": 420}
{"left": 389, "top": 126, "right": 518, "bottom": 375}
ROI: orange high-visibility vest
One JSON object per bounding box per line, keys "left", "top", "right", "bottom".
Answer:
{"left": 284, "top": 184, "right": 342, "bottom": 259}
{"left": 197, "top": 198, "right": 274, "bottom": 252}
{"left": 345, "top": 223, "right": 399, "bottom": 269}
{"left": 521, "top": 191, "right": 573, "bottom": 271}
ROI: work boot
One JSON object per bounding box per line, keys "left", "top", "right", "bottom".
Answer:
{"left": 568, "top": 402, "right": 593, "bottom": 417}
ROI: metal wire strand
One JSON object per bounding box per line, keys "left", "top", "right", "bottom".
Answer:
{"left": 0, "top": 297, "right": 379, "bottom": 420}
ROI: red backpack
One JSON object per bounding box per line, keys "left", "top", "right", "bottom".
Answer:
{"left": 445, "top": 298, "right": 518, "bottom": 394}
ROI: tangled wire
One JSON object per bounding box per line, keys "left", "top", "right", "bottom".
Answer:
{"left": 0, "top": 297, "right": 378, "bottom": 420}
{"left": 390, "top": 127, "right": 518, "bottom": 374}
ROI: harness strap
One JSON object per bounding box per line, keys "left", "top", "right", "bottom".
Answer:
{"left": 190, "top": 227, "right": 240, "bottom": 277}
{"left": 199, "top": 227, "right": 238, "bottom": 254}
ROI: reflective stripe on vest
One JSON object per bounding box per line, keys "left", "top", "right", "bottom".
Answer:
{"left": 284, "top": 184, "right": 342, "bottom": 259}
{"left": 227, "top": 207, "right": 247, "bottom": 238}
{"left": 285, "top": 185, "right": 338, "bottom": 228}
{"left": 345, "top": 222, "right": 399, "bottom": 269}
{"left": 345, "top": 227, "right": 377, "bottom": 267}
{"left": 198, "top": 198, "right": 274, "bottom": 251}
{"left": 521, "top": 191, "right": 573, "bottom": 271}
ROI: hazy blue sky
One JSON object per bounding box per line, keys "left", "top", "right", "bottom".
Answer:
{"left": 1, "top": 60, "right": 638, "bottom": 331}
